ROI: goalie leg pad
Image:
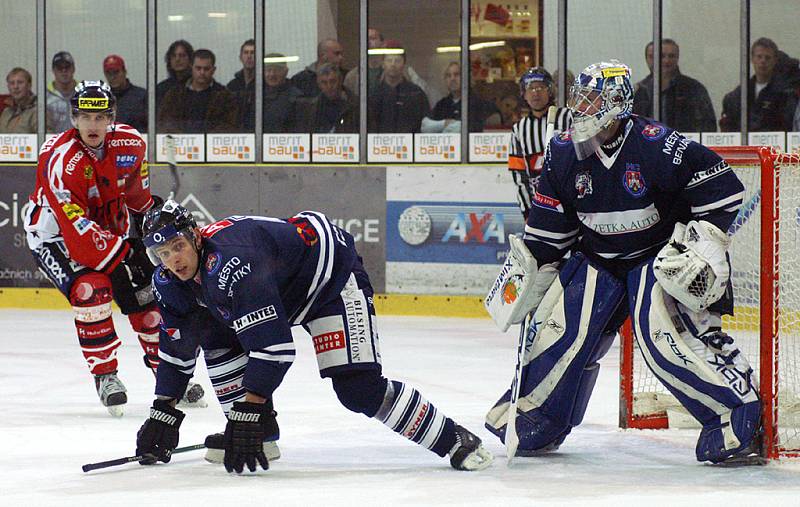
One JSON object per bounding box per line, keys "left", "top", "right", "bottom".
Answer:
{"left": 485, "top": 253, "right": 625, "bottom": 452}
{"left": 628, "top": 261, "right": 761, "bottom": 462}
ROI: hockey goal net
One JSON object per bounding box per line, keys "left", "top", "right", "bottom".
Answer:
{"left": 619, "top": 146, "right": 800, "bottom": 460}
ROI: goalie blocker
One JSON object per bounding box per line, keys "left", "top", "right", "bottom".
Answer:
{"left": 485, "top": 242, "right": 761, "bottom": 463}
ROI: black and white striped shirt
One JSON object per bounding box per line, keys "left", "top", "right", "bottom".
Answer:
{"left": 508, "top": 107, "right": 572, "bottom": 216}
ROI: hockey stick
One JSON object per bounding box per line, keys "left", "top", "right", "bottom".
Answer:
{"left": 505, "top": 312, "right": 531, "bottom": 464}
{"left": 164, "top": 134, "right": 181, "bottom": 201}
{"left": 506, "top": 107, "right": 559, "bottom": 465}
{"left": 81, "top": 443, "right": 205, "bottom": 472}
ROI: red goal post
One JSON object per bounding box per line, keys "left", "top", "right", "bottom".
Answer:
{"left": 619, "top": 146, "right": 800, "bottom": 460}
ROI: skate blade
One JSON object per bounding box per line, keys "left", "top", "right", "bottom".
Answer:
{"left": 710, "top": 454, "right": 768, "bottom": 467}
{"left": 204, "top": 441, "right": 281, "bottom": 464}
{"left": 106, "top": 404, "right": 125, "bottom": 417}
{"left": 177, "top": 396, "right": 208, "bottom": 409}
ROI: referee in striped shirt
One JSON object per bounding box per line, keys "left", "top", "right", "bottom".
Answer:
{"left": 508, "top": 67, "right": 572, "bottom": 218}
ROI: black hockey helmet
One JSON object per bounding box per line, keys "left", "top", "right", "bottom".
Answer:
{"left": 142, "top": 199, "right": 198, "bottom": 265}
{"left": 519, "top": 67, "right": 554, "bottom": 98}
{"left": 70, "top": 80, "right": 116, "bottom": 117}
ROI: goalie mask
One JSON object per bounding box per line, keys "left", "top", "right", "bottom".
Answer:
{"left": 142, "top": 199, "right": 198, "bottom": 266}
{"left": 567, "top": 60, "right": 633, "bottom": 160}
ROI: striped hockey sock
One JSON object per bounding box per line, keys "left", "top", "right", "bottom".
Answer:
{"left": 375, "top": 380, "right": 456, "bottom": 457}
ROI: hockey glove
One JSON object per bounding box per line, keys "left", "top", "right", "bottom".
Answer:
{"left": 136, "top": 399, "right": 185, "bottom": 465}
{"left": 109, "top": 238, "right": 156, "bottom": 313}
{"left": 223, "top": 401, "right": 274, "bottom": 473}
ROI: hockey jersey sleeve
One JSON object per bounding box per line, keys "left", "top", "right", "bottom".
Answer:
{"left": 117, "top": 127, "right": 153, "bottom": 214}
{"left": 658, "top": 133, "right": 745, "bottom": 233}
{"left": 39, "top": 144, "right": 130, "bottom": 273}
{"left": 151, "top": 269, "right": 207, "bottom": 400}
{"left": 523, "top": 141, "right": 581, "bottom": 267}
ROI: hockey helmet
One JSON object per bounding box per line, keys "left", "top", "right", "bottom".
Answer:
{"left": 142, "top": 199, "right": 198, "bottom": 266}
{"left": 70, "top": 80, "right": 116, "bottom": 125}
{"left": 567, "top": 60, "right": 634, "bottom": 159}
{"left": 518, "top": 66, "right": 554, "bottom": 98}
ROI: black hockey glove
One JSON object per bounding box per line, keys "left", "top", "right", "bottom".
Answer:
{"left": 110, "top": 238, "right": 156, "bottom": 313}
{"left": 223, "top": 401, "right": 274, "bottom": 473}
{"left": 136, "top": 399, "right": 185, "bottom": 465}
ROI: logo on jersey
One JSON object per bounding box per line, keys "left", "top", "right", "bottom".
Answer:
{"left": 164, "top": 327, "right": 181, "bottom": 341}
{"left": 73, "top": 217, "right": 92, "bottom": 235}
{"left": 216, "top": 306, "right": 231, "bottom": 320}
{"left": 642, "top": 124, "right": 667, "bottom": 141}
{"left": 233, "top": 305, "right": 278, "bottom": 333}
{"left": 115, "top": 154, "right": 137, "bottom": 168}
{"left": 623, "top": 164, "right": 646, "bottom": 197}
{"left": 553, "top": 130, "right": 572, "bottom": 146}
{"left": 83, "top": 166, "right": 93, "bottom": 179}
{"left": 61, "top": 202, "right": 85, "bottom": 220}
{"left": 575, "top": 172, "right": 593, "bottom": 199}
{"left": 205, "top": 252, "right": 222, "bottom": 274}
{"left": 532, "top": 191, "right": 564, "bottom": 213}
{"left": 288, "top": 216, "right": 319, "bottom": 246}
{"left": 154, "top": 268, "right": 170, "bottom": 285}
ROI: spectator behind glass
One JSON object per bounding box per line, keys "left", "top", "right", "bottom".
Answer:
{"left": 720, "top": 37, "right": 794, "bottom": 132}
{"left": 156, "top": 40, "right": 194, "bottom": 106}
{"left": 157, "top": 49, "right": 238, "bottom": 133}
{"left": 227, "top": 39, "right": 256, "bottom": 93}
{"left": 291, "top": 38, "right": 346, "bottom": 97}
{"left": 0, "top": 67, "right": 37, "bottom": 133}
{"left": 552, "top": 69, "right": 574, "bottom": 106}
{"left": 344, "top": 27, "right": 384, "bottom": 97}
{"left": 47, "top": 51, "right": 78, "bottom": 133}
{"left": 368, "top": 42, "right": 429, "bottom": 133}
{"left": 632, "top": 39, "right": 716, "bottom": 132}
{"left": 497, "top": 94, "right": 522, "bottom": 127}
{"left": 262, "top": 53, "right": 303, "bottom": 133}
{"left": 421, "top": 61, "right": 500, "bottom": 133}
{"left": 295, "top": 62, "right": 357, "bottom": 133}
{"left": 103, "top": 55, "right": 147, "bottom": 132}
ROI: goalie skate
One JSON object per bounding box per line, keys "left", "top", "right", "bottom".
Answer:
{"left": 177, "top": 382, "right": 208, "bottom": 408}
{"left": 203, "top": 432, "right": 281, "bottom": 464}
{"left": 94, "top": 371, "right": 127, "bottom": 417}
{"left": 449, "top": 425, "right": 494, "bottom": 471}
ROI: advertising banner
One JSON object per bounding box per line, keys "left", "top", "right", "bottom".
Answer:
{"left": 468, "top": 131, "right": 510, "bottom": 163}
{"left": 263, "top": 134, "right": 311, "bottom": 162}
{"left": 312, "top": 134, "right": 359, "bottom": 162}
{"left": 156, "top": 134, "right": 204, "bottom": 162}
{"left": 702, "top": 132, "right": 742, "bottom": 146}
{"left": 0, "top": 134, "right": 37, "bottom": 162}
{"left": 367, "top": 134, "right": 412, "bottom": 163}
{"left": 0, "top": 166, "right": 51, "bottom": 288}
{"left": 207, "top": 134, "right": 255, "bottom": 162}
{"left": 413, "top": 133, "right": 460, "bottom": 162}
{"left": 747, "top": 131, "right": 785, "bottom": 151}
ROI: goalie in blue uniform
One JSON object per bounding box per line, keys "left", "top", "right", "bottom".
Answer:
{"left": 484, "top": 60, "right": 762, "bottom": 465}
{"left": 133, "top": 201, "right": 493, "bottom": 473}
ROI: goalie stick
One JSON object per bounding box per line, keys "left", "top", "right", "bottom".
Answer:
{"left": 506, "top": 106, "right": 558, "bottom": 465}
{"left": 164, "top": 134, "right": 181, "bottom": 201}
{"left": 82, "top": 443, "right": 205, "bottom": 472}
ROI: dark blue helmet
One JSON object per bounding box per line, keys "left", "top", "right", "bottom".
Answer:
{"left": 518, "top": 67, "right": 554, "bottom": 98}
{"left": 142, "top": 199, "right": 197, "bottom": 265}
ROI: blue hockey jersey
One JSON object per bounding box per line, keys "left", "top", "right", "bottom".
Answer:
{"left": 524, "top": 116, "right": 744, "bottom": 275}
{"left": 151, "top": 211, "right": 358, "bottom": 399}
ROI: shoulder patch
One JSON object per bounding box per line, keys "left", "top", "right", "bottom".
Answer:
{"left": 553, "top": 130, "right": 572, "bottom": 146}
{"left": 641, "top": 124, "right": 667, "bottom": 141}
{"left": 205, "top": 252, "right": 222, "bottom": 275}
{"left": 154, "top": 267, "right": 171, "bottom": 285}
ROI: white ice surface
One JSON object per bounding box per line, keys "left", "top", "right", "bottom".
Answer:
{"left": 1, "top": 309, "right": 799, "bottom": 506}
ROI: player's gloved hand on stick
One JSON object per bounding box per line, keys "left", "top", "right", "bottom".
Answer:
{"left": 136, "top": 399, "right": 185, "bottom": 465}
{"left": 224, "top": 401, "right": 273, "bottom": 473}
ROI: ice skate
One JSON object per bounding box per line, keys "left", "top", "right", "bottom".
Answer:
{"left": 177, "top": 382, "right": 208, "bottom": 408}
{"left": 94, "top": 371, "right": 127, "bottom": 417}
{"left": 203, "top": 432, "right": 281, "bottom": 464}
{"left": 449, "top": 425, "right": 493, "bottom": 471}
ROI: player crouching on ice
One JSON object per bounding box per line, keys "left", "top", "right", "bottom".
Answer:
{"left": 484, "top": 60, "right": 762, "bottom": 465}
{"left": 23, "top": 81, "right": 205, "bottom": 417}
{"left": 134, "top": 201, "right": 493, "bottom": 473}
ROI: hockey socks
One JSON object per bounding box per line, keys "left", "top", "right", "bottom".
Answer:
{"left": 374, "top": 381, "right": 456, "bottom": 457}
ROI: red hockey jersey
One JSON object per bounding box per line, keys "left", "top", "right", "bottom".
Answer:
{"left": 26, "top": 123, "right": 153, "bottom": 274}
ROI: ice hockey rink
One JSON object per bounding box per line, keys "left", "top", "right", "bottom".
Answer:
{"left": 1, "top": 309, "right": 799, "bottom": 506}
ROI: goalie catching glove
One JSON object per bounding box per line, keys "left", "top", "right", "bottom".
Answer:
{"left": 485, "top": 234, "right": 559, "bottom": 331}
{"left": 653, "top": 220, "right": 731, "bottom": 312}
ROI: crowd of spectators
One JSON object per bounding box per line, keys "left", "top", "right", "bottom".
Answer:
{"left": 4, "top": 34, "right": 799, "bottom": 136}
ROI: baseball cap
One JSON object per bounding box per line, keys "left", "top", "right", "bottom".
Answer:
{"left": 103, "top": 54, "right": 126, "bottom": 72}
{"left": 52, "top": 51, "right": 74, "bottom": 67}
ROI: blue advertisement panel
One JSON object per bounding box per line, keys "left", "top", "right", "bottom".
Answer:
{"left": 387, "top": 201, "right": 524, "bottom": 265}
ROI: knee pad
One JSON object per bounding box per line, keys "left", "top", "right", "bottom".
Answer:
{"left": 69, "top": 272, "right": 119, "bottom": 374}
{"left": 69, "top": 272, "right": 113, "bottom": 321}
{"left": 331, "top": 369, "right": 388, "bottom": 417}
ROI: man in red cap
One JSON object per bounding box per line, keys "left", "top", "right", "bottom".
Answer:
{"left": 103, "top": 54, "right": 147, "bottom": 132}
